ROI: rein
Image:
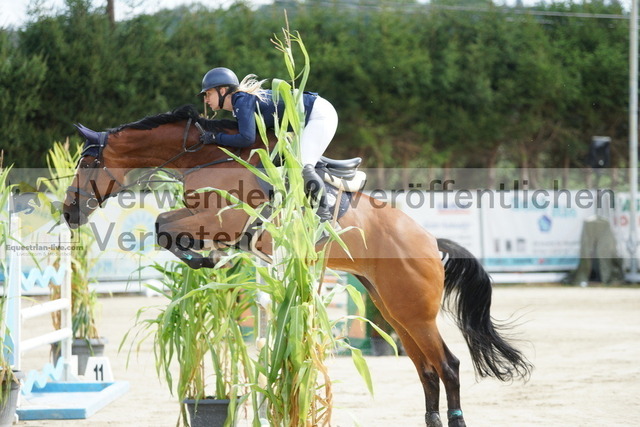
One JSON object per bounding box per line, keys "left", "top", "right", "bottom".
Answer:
{"left": 67, "top": 118, "right": 236, "bottom": 209}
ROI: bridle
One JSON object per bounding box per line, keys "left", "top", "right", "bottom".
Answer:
{"left": 66, "top": 118, "right": 237, "bottom": 211}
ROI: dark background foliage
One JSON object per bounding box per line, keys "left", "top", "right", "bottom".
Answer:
{"left": 0, "top": 0, "right": 631, "bottom": 183}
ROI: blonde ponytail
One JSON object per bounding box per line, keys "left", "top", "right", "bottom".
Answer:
{"left": 237, "top": 74, "right": 269, "bottom": 101}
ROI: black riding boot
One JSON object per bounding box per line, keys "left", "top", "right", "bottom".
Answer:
{"left": 302, "top": 164, "right": 332, "bottom": 222}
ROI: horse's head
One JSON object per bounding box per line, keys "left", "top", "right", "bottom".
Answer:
{"left": 63, "top": 123, "right": 123, "bottom": 228}
{"left": 63, "top": 105, "right": 244, "bottom": 228}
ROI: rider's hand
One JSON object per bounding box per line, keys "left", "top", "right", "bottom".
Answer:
{"left": 199, "top": 131, "right": 216, "bottom": 145}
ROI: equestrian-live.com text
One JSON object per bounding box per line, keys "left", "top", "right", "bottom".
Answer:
{"left": 5, "top": 243, "right": 84, "bottom": 252}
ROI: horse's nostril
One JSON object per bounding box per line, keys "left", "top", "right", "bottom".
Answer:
{"left": 63, "top": 211, "right": 79, "bottom": 228}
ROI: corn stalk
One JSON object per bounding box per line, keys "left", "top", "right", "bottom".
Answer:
{"left": 210, "top": 27, "right": 342, "bottom": 426}
{"left": 0, "top": 165, "right": 18, "bottom": 403}
{"left": 127, "top": 259, "right": 257, "bottom": 426}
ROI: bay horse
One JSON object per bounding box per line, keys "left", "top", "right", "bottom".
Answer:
{"left": 63, "top": 105, "right": 531, "bottom": 427}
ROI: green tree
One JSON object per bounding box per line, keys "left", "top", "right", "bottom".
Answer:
{"left": 1, "top": 0, "right": 633, "bottom": 176}
{"left": 17, "top": 0, "right": 116, "bottom": 166}
{"left": 541, "top": 0, "right": 629, "bottom": 169}
{"left": 0, "top": 30, "right": 47, "bottom": 166}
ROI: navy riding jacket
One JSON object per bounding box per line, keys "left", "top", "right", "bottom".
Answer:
{"left": 215, "top": 90, "right": 317, "bottom": 148}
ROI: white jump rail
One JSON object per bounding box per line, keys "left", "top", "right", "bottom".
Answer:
{"left": 6, "top": 214, "right": 73, "bottom": 382}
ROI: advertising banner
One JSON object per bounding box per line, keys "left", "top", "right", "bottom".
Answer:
{"left": 390, "top": 191, "right": 483, "bottom": 259}
{"left": 394, "top": 188, "right": 617, "bottom": 273}
{"left": 479, "top": 190, "right": 599, "bottom": 272}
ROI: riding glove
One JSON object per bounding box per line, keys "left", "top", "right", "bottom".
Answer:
{"left": 199, "top": 131, "right": 217, "bottom": 145}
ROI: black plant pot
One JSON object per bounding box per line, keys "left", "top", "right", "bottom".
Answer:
{"left": 0, "top": 370, "right": 23, "bottom": 427}
{"left": 51, "top": 337, "right": 107, "bottom": 376}
{"left": 183, "top": 398, "right": 234, "bottom": 427}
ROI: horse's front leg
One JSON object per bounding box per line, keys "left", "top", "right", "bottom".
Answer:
{"left": 155, "top": 207, "right": 248, "bottom": 269}
{"left": 156, "top": 208, "right": 207, "bottom": 248}
{"left": 155, "top": 209, "right": 214, "bottom": 269}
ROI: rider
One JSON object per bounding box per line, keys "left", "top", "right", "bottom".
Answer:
{"left": 198, "top": 67, "right": 338, "bottom": 222}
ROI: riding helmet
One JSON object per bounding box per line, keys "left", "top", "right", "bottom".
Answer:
{"left": 199, "top": 67, "right": 239, "bottom": 95}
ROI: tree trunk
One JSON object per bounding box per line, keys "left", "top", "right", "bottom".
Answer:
{"left": 106, "top": 0, "right": 115, "bottom": 27}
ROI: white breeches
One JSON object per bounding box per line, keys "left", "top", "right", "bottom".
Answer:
{"left": 300, "top": 96, "right": 338, "bottom": 166}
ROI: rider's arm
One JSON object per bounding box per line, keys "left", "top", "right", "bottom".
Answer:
{"left": 215, "top": 93, "right": 257, "bottom": 148}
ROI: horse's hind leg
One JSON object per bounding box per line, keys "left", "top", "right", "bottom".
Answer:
{"left": 404, "top": 325, "right": 465, "bottom": 427}
{"left": 355, "top": 275, "right": 444, "bottom": 427}
{"left": 398, "top": 335, "right": 445, "bottom": 427}
{"left": 422, "top": 365, "right": 444, "bottom": 427}
{"left": 364, "top": 263, "right": 466, "bottom": 426}
{"left": 409, "top": 321, "right": 464, "bottom": 427}
{"left": 404, "top": 340, "right": 445, "bottom": 427}
{"left": 440, "top": 344, "right": 464, "bottom": 426}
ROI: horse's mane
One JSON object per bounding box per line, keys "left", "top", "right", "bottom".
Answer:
{"left": 109, "top": 105, "right": 238, "bottom": 134}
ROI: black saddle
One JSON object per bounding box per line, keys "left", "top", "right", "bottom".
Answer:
{"left": 317, "top": 156, "right": 362, "bottom": 179}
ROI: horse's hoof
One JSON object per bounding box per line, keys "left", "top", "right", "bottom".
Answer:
{"left": 447, "top": 409, "right": 465, "bottom": 427}
{"left": 200, "top": 255, "right": 217, "bottom": 269}
{"left": 426, "top": 411, "right": 443, "bottom": 427}
{"left": 206, "top": 250, "right": 233, "bottom": 268}
{"left": 180, "top": 253, "right": 207, "bottom": 269}
{"left": 185, "top": 258, "right": 205, "bottom": 269}
{"left": 181, "top": 251, "right": 225, "bottom": 269}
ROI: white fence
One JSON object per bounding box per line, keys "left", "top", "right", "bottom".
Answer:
{"left": 5, "top": 215, "right": 74, "bottom": 390}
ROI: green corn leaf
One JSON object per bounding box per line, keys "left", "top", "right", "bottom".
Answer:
{"left": 344, "top": 315, "right": 398, "bottom": 356}
{"left": 287, "top": 306, "right": 305, "bottom": 367}
{"left": 350, "top": 347, "right": 374, "bottom": 395}
{"left": 217, "top": 146, "right": 272, "bottom": 183}
{"left": 344, "top": 284, "right": 366, "bottom": 315}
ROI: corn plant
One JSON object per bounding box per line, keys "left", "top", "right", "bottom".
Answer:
{"left": 255, "top": 29, "right": 340, "bottom": 426}
{"left": 0, "top": 165, "right": 18, "bottom": 404}
{"left": 211, "top": 27, "right": 391, "bottom": 426}
{"left": 125, "top": 257, "right": 258, "bottom": 426}
{"left": 257, "top": 26, "right": 402, "bottom": 425}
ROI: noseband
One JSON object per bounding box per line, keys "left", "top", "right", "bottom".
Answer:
{"left": 66, "top": 130, "right": 110, "bottom": 210}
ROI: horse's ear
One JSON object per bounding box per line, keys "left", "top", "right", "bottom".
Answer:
{"left": 74, "top": 123, "right": 86, "bottom": 136}
{"left": 74, "top": 123, "right": 99, "bottom": 141}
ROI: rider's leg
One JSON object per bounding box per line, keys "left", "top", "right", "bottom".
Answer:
{"left": 302, "top": 164, "right": 332, "bottom": 222}
{"left": 300, "top": 97, "right": 338, "bottom": 221}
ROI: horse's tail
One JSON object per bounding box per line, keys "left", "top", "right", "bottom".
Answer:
{"left": 437, "top": 238, "right": 532, "bottom": 382}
